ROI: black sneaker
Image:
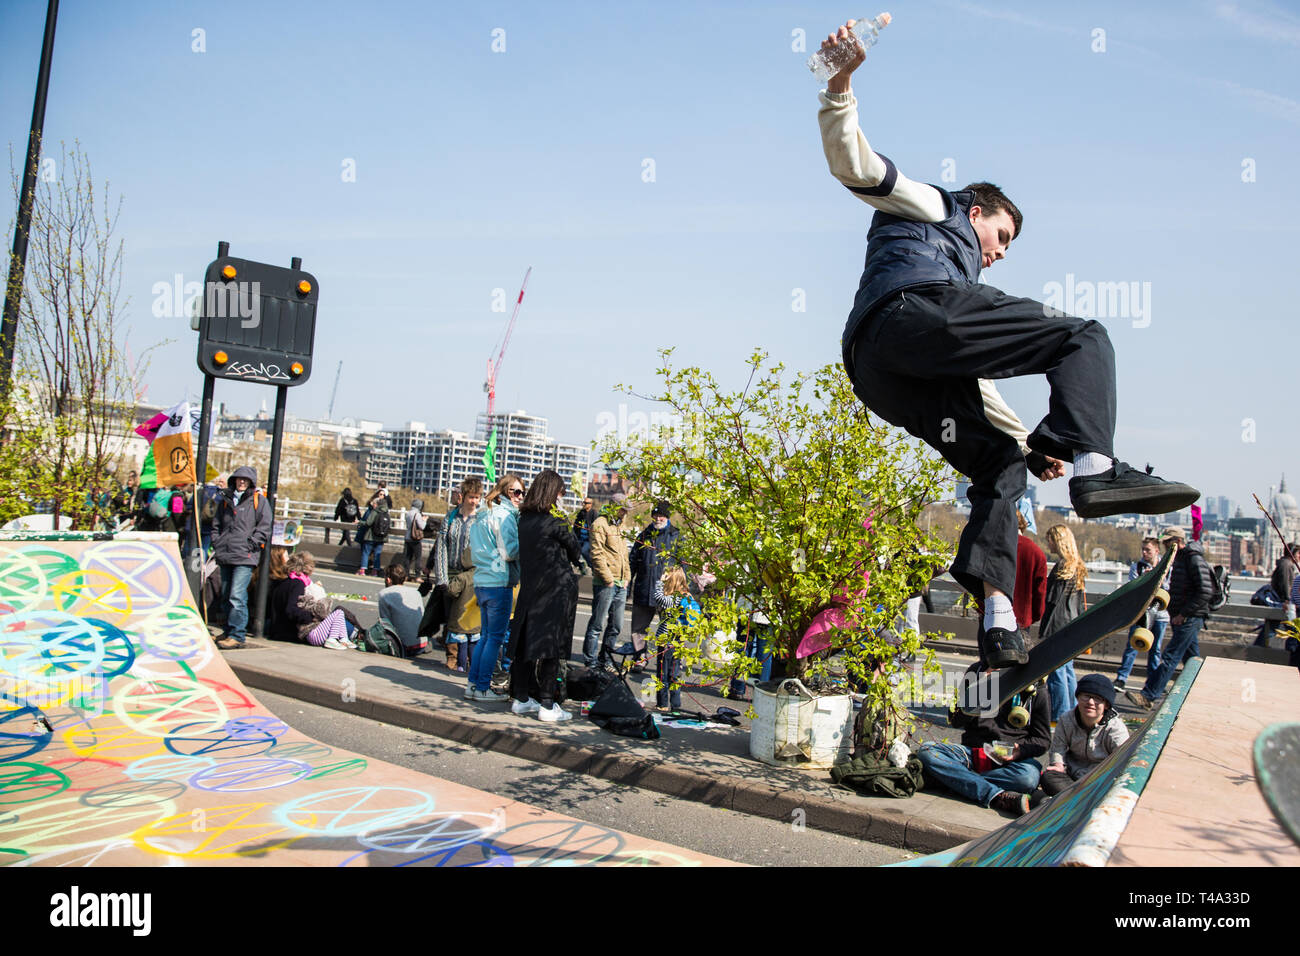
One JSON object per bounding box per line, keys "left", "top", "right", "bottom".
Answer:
{"left": 984, "top": 626, "right": 1029, "bottom": 668}
{"left": 1069, "top": 460, "right": 1199, "bottom": 519}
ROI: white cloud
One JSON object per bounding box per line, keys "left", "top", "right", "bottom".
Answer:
{"left": 1214, "top": 1, "right": 1300, "bottom": 46}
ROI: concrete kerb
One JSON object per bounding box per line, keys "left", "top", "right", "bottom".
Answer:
{"left": 229, "top": 655, "right": 988, "bottom": 853}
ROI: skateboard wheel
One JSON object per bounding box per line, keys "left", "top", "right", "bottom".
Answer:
{"left": 1131, "top": 627, "right": 1154, "bottom": 652}
{"left": 1151, "top": 588, "right": 1169, "bottom": 611}
{"left": 1008, "top": 705, "right": 1030, "bottom": 729}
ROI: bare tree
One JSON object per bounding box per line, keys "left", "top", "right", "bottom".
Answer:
{"left": 4, "top": 142, "right": 145, "bottom": 527}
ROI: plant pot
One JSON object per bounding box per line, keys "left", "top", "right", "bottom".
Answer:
{"left": 748, "top": 678, "right": 854, "bottom": 770}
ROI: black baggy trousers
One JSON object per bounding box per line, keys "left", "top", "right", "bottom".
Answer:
{"left": 843, "top": 282, "right": 1116, "bottom": 598}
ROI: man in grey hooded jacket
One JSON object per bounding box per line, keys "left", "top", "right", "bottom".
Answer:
{"left": 213, "top": 465, "right": 272, "bottom": 648}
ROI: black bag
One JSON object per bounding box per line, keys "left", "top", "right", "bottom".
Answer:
{"left": 343, "top": 499, "right": 358, "bottom": 519}
{"left": 564, "top": 665, "right": 617, "bottom": 702}
{"left": 418, "top": 584, "right": 448, "bottom": 637}
{"left": 588, "top": 678, "right": 660, "bottom": 740}
{"left": 371, "top": 509, "right": 391, "bottom": 540}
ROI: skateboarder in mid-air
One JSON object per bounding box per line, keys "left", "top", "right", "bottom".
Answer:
{"left": 818, "top": 20, "right": 1199, "bottom": 670}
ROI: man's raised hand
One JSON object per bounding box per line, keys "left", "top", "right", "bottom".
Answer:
{"left": 824, "top": 20, "right": 867, "bottom": 94}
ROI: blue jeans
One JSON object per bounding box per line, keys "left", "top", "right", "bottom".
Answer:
{"left": 360, "top": 540, "right": 384, "bottom": 573}
{"left": 220, "top": 564, "right": 254, "bottom": 644}
{"left": 655, "top": 643, "right": 683, "bottom": 710}
{"left": 1117, "top": 617, "right": 1167, "bottom": 683}
{"left": 917, "top": 742, "right": 1041, "bottom": 807}
{"left": 583, "top": 582, "right": 626, "bottom": 667}
{"left": 1046, "top": 660, "right": 1077, "bottom": 722}
{"left": 469, "top": 586, "right": 513, "bottom": 692}
{"left": 729, "top": 628, "right": 772, "bottom": 698}
{"left": 1140, "top": 616, "right": 1204, "bottom": 702}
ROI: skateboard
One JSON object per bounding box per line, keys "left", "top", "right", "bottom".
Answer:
{"left": 1254, "top": 722, "right": 1300, "bottom": 846}
{"left": 958, "top": 548, "right": 1174, "bottom": 717}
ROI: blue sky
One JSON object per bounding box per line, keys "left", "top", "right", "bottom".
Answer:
{"left": 2, "top": 0, "right": 1296, "bottom": 510}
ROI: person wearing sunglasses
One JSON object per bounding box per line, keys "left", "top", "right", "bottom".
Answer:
{"left": 466, "top": 473, "right": 525, "bottom": 702}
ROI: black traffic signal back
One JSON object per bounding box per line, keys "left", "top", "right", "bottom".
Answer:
{"left": 195, "top": 256, "right": 319, "bottom": 385}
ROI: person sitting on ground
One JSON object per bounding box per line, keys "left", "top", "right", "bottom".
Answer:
{"left": 916, "top": 665, "right": 1051, "bottom": 817}
{"left": 1040, "top": 673, "right": 1129, "bottom": 798}
{"left": 268, "top": 551, "right": 354, "bottom": 649}
{"left": 378, "top": 560, "right": 426, "bottom": 656}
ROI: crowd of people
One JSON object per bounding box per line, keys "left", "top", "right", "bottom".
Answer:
{"left": 94, "top": 457, "right": 1285, "bottom": 817}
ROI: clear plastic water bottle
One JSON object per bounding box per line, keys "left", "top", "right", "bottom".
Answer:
{"left": 807, "top": 13, "right": 892, "bottom": 83}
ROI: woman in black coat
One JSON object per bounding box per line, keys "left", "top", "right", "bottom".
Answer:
{"left": 507, "top": 469, "right": 582, "bottom": 722}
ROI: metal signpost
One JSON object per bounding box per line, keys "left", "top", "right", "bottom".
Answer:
{"left": 191, "top": 241, "right": 318, "bottom": 638}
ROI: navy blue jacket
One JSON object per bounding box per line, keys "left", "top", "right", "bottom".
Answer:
{"left": 843, "top": 185, "right": 983, "bottom": 350}
{"left": 629, "top": 521, "right": 679, "bottom": 607}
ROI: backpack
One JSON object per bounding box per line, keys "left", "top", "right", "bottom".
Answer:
{"left": 1208, "top": 565, "right": 1230, "bottom": 613}
{"left": 200, "top": 485, "right": 221, "bottom": 521}
{"left": 370, "top": 509, "right": 391, "bottom": 540}
{"left": 343, "top": 499, "right": 358, "bottom": 519}
{"left": 362, "top": 620, "right": 405, "bottom": 657}
{"left": 1251, "top": 584, "right": 1283, "bottom": 608}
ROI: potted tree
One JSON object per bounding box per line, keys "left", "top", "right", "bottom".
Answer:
{"left": 601, "top": 349, "right": 954, "bottom": 770}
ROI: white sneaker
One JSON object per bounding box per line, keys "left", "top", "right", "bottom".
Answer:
{"left": 477, "top": 688, "right": 509, "bottom": 703}
{"left": 511, "top": 697, "right": 541, "bottom": 716}
{"left": 537, "top": 704, "right": 572, "bottom": 722}
{"left": 463, "top": 686, "right": 480, "bottom": 701}
{"left": 322, "top": 637, "right": 349, "bottom": 650}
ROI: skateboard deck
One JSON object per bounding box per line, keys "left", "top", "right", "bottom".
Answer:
{"left": 957, "top": 548, "right": 1174, "bottom": 717}
{"left": 1254, "top": 722, "right": 1300, "bottom": 846}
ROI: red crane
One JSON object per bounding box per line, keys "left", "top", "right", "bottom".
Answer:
{"left": 482, "top": 266, "right": 531, "bottom": 481}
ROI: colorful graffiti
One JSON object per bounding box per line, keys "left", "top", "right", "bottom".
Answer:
{"left": 0, "top": 533, "right": 727, "bottom": 867}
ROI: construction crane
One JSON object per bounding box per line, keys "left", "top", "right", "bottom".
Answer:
{"left": 327, "top": 360, "right": 343, "bottom": 421}
{"left": 482, "top": 266, "right": 531, "bottom": 482}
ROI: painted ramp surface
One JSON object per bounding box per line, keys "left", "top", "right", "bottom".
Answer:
{"left": 0, "top": 533, "right": 729, "bottom": 867}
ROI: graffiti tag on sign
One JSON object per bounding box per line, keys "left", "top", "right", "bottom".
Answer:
{"left": 224, "top": 361, "right": 290, "bottom": 382}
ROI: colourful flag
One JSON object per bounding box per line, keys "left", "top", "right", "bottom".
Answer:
{"left": 140, "top": 401, "right": 197, "bottom": 489}
{"left": 1191, "top": 504, "right": 1203, "bottom": 541}
{"left": 482, "top": 426, "right": 498, "bottom": 485}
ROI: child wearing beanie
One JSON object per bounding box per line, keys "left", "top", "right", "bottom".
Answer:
{"left": 1041, "top": 673, "right": 1130, "bottom": 797}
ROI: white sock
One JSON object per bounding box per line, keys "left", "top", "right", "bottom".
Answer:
{"left": 1073, "top": 452, "right": 1113, "bottom": 478}
{"left": 983, "top": 593, "right": 1017, "bottom": 632}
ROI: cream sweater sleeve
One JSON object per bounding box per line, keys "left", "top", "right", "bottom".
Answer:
{"left": 978, "top": 380, "right": 1031, "bottom": 455}
{"left": 818, "top": 90, "right": 947, "bottom": 222}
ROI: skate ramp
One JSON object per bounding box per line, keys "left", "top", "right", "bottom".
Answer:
{"left": 898, "top": 656, "right": 1300, "bottom": 867}
{"left": 0, "top": 533, "right": 729, "bottom": 867}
